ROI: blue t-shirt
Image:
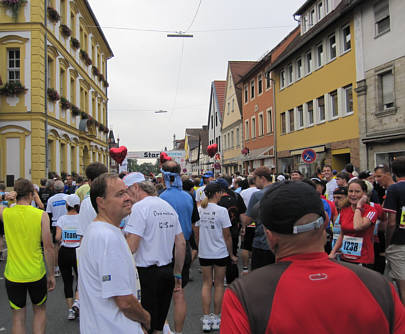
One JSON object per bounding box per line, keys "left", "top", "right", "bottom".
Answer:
{"left": 321, "top": 198, "right": 332, "bottom": 233}
{"left": 160, "top": 187, "right": 194, "bottom": 240}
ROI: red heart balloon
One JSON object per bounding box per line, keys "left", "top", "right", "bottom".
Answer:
{"left": 109, "top": 146, "right": 127, "bottom": 165}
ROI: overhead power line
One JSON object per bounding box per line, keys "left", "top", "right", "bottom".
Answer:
{"left": 185, "top": 0, "right": 203, "bottom": 32}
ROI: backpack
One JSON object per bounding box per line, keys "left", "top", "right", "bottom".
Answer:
{"left": 218, "top": 191, "right": 240, "bottom": 236}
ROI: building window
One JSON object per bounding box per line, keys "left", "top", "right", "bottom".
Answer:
{"left": 325, "top": 0, "right": 330, "bottom": 13}
{"left": 227, "top": 102, "right": 230, "bottom": 115}
{"left": 306, "top": 51, "right": 312, "bottom": 74}
{"left": 307, "top": 101, "right": 314, "bottom": 125}
{"left": 281, "top": 112, "right": 286, "bottom": 134}
{"left": 251, "top": 80, "right": 255, "bottom": 99}
{"left": 258, "top": 113, "right": 264, "bottom": 136}
{"left": 375, "top": 1, "right": 390, "bottom": 36}
{"left": 70, "top": 12, "right": 76, "bottom": 37}
{"left": 251, "top": 117, "right": 256, "bottom": 138}
{"left": 231, "top": 130, "right": 234, "bottom": 148}
{"left": 7, "top": 49, "right": 20, "bottom": 83}
{"left": 215, "top": 112, "right": 218, "bottom": 126}
{"left": 317, "top": 96, "right": 325, "bottom": 121}
{"left": 296, "top": 58, "right": 303, "bottom": 79}
{"left": 379, "top": 70, "right": 394, "bottom": 110}
{"left": 288, "top": 109, "right": 294, "bottom": 132}
{"left": 265, "top": 70, "right": 271, "bottom": 89}
{"left": 244, "top": 85, "right": 248, "bottom": 103}
{"left": 280, "top": 70, "right": 286, "bottom": 88}
{"left": 317, "top": 43, "right": 323, "bottom": 67}
{"left": 329, "top": 90, "right": 338, "bottom": 118}
{"left": 297, "top": 105, "right": 304, "bottom": 128}
{"left": 245, "top": 120, "right": 249, "bottom": 140}
{"left": 60, "top": 68, "right": 66, "bottom": 97}
{"left": 258, "top": 74, "right": 263, "bottom": 94}
{"left": 211, "top": 115, "right": 213, "bottom": 129}
{"left": 344, "top": 84, "right": 353, "bottom": 114}
{"left": 302, "top": 15, "right": 308, "bottom": 32}
{"left": 329, "top": 34, "right": 336, "bottom": 60}
{"left": 228, "top": 133, "right": 231, "bottom": 148}
{"left": 287, "top": 64, "right": 293, "bottom": 84}
{"left": 342, "top": 25, "right": 351, "bottom": 52}
{"left": 232, "top": 99, "right": 234, "bottom": 113}
{"left": 60, "top": 0, "right": 66, "bottom": 25}
{"left": 47, "top": 56, "right": 54, "bottom": 88}
{"left": 309, "top": 8, "right": 315, "bottom": 27}
{"left": 266, "top": 108, "right": 273, "bottom": 133}
{"left": 317, "top": 2, "right": 323, "bottom": 20}
{"left": 236, "top": 127, "right": 240, "bottom": 146}
{"left": 70, "top": 77, "right": 75, "bottom": 104}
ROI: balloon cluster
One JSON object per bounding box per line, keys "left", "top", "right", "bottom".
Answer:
{"left": 207, "top": 143, "right": 218, "bottom": 158}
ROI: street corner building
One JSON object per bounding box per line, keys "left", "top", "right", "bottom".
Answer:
{"left": 0, "top": 0, "right": 113, "bottom": 186}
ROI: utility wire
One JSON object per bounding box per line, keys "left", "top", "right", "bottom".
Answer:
{"left": 185, "top": 0, "right": 203, "bottom": 32}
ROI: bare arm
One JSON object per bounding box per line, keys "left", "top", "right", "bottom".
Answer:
{"left": 353, "top": 210, "right": 373, "bottom": 231}
{"left": 126, "top": 233, "right": 142, "bottom": 254}
{"left": 174, "top": 232, "right": 186, "bottom": 276}
{"left": 386, "top": 212, "right": 397, "bottom": 247}
{"left": 55, "top": 226, "right": 62, "bottom": 243}
{"left": 114, "top": 294, "right": 150, "bottom": 330}
{"left": 41, "top": 212, "right": 55, "bottom": 291}
{"left": 34, "top": 191, "right": 44, "bottom": 210}
{"left": 329, "top": 232, "right": 343, "bottom": 258}
{"left": 223, "top": 227, "right": 237, "bottom": 263}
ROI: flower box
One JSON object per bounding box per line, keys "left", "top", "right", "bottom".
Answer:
{"left": 103, "top": 79, "right": 109, "bottom": 88}
{"left": 1, "top": 0, "right": 27, "bottom": 21}
{"left": 92, "top": 66, "right": 99, "bottom": 77}
{"left": 80, "top": 49, "right": 92, "bottom": 66}
{"left": 0, "top": 81, "right": 27, "bottom": 96}
{"left": 70, "top": 37, "right": 80, "bottom": 49}
{"left": 47, "top": 88, "right": 60, "bottom": 102}
{"left": 60, "top": 24, "right": 71, "bottom": 38}
{"left": 71, "top": 105, "right": 80, "bottom": 116}
{"left": 103, "top": 127, "right": 109, "bottom": 134}
{"left": 81, "top": 111, "right": 89, "bottom": 119}
{"left": 47, "top": 6, "right": 60, "bottom": 23}
{"left": 60, "top": 96, "right": 71, "bottom": 110}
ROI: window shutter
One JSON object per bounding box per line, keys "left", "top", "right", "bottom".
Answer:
{"left": 375, "top": 2, "right": 389, "bottom": 22}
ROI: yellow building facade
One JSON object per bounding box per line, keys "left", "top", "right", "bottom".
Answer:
{"left": 0, "top": 0, "right": 113, "bottom": 186}
{"left": 271, "top": 0, "right": 361, "bottom": 175}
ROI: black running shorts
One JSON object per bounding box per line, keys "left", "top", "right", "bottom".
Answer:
{"left": 5, "top": 275, "right": 47, "bottom": 309}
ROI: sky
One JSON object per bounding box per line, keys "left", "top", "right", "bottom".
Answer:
{"left": 87, "top": 0, "right": 306, "bottom": 152}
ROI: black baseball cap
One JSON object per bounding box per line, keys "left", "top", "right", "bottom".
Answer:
{"left": 259, "top": 181, "right": 326, "bottom": 234}
{"left": 334, "top": 186, "right": 348, "bottom": 196}
{"left": 204, "top": 182, "right": 222, "bottom": 197}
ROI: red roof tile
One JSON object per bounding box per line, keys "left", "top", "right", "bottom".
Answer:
{"left": 213, "top": 80, "right": 226, "bottom": 121}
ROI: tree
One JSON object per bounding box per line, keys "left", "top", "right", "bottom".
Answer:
{"left": 127, "top": 159, "right": 138, "bottom": 172}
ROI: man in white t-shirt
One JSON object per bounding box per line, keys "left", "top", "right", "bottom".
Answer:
{"left": 323, "top": 165, "right": 337, "bottom": 201}
{"left": 124, "top": 173, "right": 186, "bottom": 334}
{"left": 76, "top": 162, "right": 108, "bottom": 237}
{"left": 195, "top": 171, "right": 214, "bottom": 206}
{"left": 78, "top": 173, "right": 150, "bottom": 334}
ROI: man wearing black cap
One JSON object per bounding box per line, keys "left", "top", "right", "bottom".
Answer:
{"left": 221, "top": 181, "right": 405, "bottom": 334}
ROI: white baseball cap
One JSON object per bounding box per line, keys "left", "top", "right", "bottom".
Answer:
{"left": 277, "top": 174, "right": 286, "bottom": 182}
{"left": 123, "top": 172, "right": 145, "bottom": 187}
{"left": 64, "top": 194, "right": 80, "bottom": 207}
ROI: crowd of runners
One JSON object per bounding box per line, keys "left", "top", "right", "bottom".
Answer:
{"left": 1, "top": 157, "right": 405, "bottom": 333}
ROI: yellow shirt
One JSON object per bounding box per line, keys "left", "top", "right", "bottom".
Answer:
{"left": 3, "top": 205, "right": 46, "bottom": 283}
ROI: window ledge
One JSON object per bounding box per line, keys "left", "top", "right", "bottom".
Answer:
{"left": 329, "top": 116, "right": 339, "bottom": 122}
{"left": 375, "top": 107, "right": 397, "bottom": 118}
{"left": 317, "top": 120, "right": 326, "bottom": 125}
{"left": 343, "top": 111, "right": 354, "bottom": 118}
{"left": 375, "top": 29, "right": 390, "bottom": 39}
{"left": 341, "top": 48, "right": 351, "bottom": 56}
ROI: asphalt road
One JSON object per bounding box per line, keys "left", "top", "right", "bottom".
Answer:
{"left": 0, "top": 259, "right": 218, "bottom": 334}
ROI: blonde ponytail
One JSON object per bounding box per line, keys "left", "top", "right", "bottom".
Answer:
{"left": 201, "top": 197, "right": 209, "bottom": 209}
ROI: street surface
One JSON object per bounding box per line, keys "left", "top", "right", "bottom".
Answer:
{"left": 0, "top": 259, "right": 208, "bottom": 333}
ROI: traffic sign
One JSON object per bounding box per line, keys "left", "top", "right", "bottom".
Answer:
{"left": 302, "top": 149, "right": 317, "bottom": 164}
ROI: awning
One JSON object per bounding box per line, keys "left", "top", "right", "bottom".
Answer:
{"left": 242, "top": 146, "right": 274, "bottom": 162}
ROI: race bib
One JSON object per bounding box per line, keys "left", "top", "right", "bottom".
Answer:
{"left": 332, "top": 224, "right": 341, "bottom": 249}
{"left": 400, "top": 206, "right": 405, "bottom": 229}
{"left": 63, "top": 229, "right": 80, "bottom": 243}
{"left": 342, "top": 236, "right": 363, "bottom": 257}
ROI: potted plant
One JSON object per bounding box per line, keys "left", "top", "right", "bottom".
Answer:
{"left": 70, "top": 37, "right": 80, "bottom": 49}
{"left": 87, "top": 117, "right": 96, "bottom": 126}
{"left": 0, "top": 81, "right": 27, "bottom": 96}
{"left": 103, "top": 127, "right": 109, "bottom": 134}
{"left": 80, "top": 49, "right": 92, "bottom": 66}
{"left": 60, "top": 96, "right": 71, "bottom": 110}
{"left": 103, "top": 79, "right": 109, "bottom": 88}
{"left": 99, "top": 124, "right": 105, "bottom": 131}
{"left": 1, "top": 0, "right": 27, "bottom": 21}
{"left": 60, "top": 24, "right": 71, "bottom": 38}
{"left": 71, "top": 105, "right": 80, "bottom": 116}
{"left": 47, "top": 6, "right": 60, "bottom": 23}
{"left": 81, "top": 111, "right": 89, "bottom": 119}
{"left": 47, "top": 88, "right": 60, "bottom": 102}
{"left": 241, "top": 147, "right": 250, "bottom": 155}
{"left": 92, "top": 65, "right": 99, "bottom": 77}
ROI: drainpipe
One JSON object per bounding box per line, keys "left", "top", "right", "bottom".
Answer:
{"left": 44, "top": 0, "right": 49, "bottom": 177}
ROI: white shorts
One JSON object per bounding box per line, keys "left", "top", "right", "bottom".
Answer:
{"left": 385, "top": 244, "right": 405, "bottom": 281}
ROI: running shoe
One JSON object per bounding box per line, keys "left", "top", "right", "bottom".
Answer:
{"left": 67, "top": 309, "right": 76, "bottom": 320}
{"left": 72, "top": 299, "right": 80, "bottom": 317}
{"left": 201, "top": 314, "right": 212, "bottom": 332}
{"left": 210, "top": 313, "right": 220, "bottom": 331}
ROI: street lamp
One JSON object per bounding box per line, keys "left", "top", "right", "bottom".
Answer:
{"left": 167, "top": 31, "right": 194, "bottom": 38}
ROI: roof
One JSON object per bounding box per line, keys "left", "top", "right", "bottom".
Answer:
{"left": 294, "top": 0, "right": 318, "bottom": 16}
{"left": 213, "top": 80, "right": 226, "bottom": 121}
{"left": 270, "top": 0, "right": 363, "bottom": 71}
{"left": 84, "top": 0, "right": 114, "bottom": 58}
{"left": 200, "top": 126, "right": 209, "bottom": 154}
{"left": 238, "top": 26, "right": 300, "bottom": 84}
{"left": 227, "top": 61, "right": 257, "bottom": 117}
